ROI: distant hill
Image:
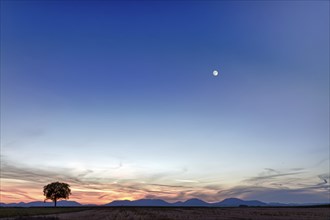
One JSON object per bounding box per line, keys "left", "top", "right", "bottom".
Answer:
{"left": 0, "top": 200, "right": 81, "bottom": 207}
{"left": 106, "top": 199, "right": 171, "bottom": 206}
{"left": 104, "top": 198, "right": 329, "bottom": 207}
{"left": 212, "top": 198, "right": 267, "bottom": 207}
{"left": 1, "top": 198, "right": 328, "bottom": 207}
{"left": 179, "top": 198, "right": 210, "bottom": 206}
{"left": 105, "top": 198, "right": 271, "bottom": 207}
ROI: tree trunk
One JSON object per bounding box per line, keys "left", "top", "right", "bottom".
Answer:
{"left": 54, "top": 199, "right": 57, "bottom": 207}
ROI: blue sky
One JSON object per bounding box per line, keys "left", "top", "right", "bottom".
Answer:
{"left": 1, "top": 1, "right": 329, "bottom": 204}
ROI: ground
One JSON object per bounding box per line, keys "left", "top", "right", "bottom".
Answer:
{"left": 1, "top": 206, "right": 329, "bottom": 220}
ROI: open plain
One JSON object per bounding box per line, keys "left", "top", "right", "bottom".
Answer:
{"left": 1, "top": 206, "right": 329, "bottom": 220}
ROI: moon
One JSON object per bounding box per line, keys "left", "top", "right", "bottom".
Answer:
{"left": 213, "top": 70, "right": 219, "bottom": 76}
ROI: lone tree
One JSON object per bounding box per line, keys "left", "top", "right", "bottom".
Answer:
{"left": 43, "top": 182, "right": 71, "bottom": 207}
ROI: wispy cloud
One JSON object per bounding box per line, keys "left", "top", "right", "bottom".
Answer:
{"left": 214, "top": 168, "right": 329, "bottom": 203}
{"left": 1, "top": 158, "right": 328, "bottom": 204}
{"left": 245, "top": 168, "right": 304, "bottom": 184}
{"left": 318, "top": 174, "right": 329, "bottom": 184}
{"left": 175, "top": 179, "right": 200, "bottom": 183}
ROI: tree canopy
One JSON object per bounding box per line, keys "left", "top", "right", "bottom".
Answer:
{"left": 43, "top": 182, "right": 71, "bottom": 207}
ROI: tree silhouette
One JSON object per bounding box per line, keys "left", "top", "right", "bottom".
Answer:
{"left": 43, "top": 182, "right": 71, "bottom": 207}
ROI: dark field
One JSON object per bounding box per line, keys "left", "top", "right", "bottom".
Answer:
{"left": 1, "top": 206, "right": 329, "bottom": 220}
{"left": 0, "top": 208, "right": 88, "bottom": 219}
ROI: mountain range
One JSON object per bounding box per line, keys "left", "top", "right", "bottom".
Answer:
{"left": 1, "top": 198, "right": 327, "bottom": 207}
{"left": 0, "top": 200, "right": 81, "bottom": 207}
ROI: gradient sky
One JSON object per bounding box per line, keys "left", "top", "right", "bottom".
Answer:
{"left": 1, "top": 1, "right": 329, "bottom": 205}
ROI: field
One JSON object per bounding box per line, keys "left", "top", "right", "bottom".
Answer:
{"left": 0, "top": 208, "right": 88, "bottom": 219}
{"left": 0, "top": 206, "right": 329, "bottom": 220}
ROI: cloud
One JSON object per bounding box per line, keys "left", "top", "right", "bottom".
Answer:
{"left": 245, "top": 168, "right": 304, "bottom": 184}
{"left": 264, "top": 168, "right": 279, "bottom": 173}
{"left": 1, "top": 157, "right": 191, "bottom": 203}
{"left": 1, "top": 161, "right": 84, "bottom": 185}
{"left": 215, "top": 169, "right": 330, "bottom": 203}
{"left": 318, "top": 174, "right": 329, "bottom": 184}
{"left": 144, "top": 191, "right": 189, "bottom": 202}
{"left": 1, "top": 159, "right": 328, "bottom": 204}
{"left": 1, "top": 189, "right": 37, "bottom": 201}
{"left": 217, "top": 185, "right": 329, "bottom": 203}
{"left": 175, "top": 179, "right": 200, "bottom": 183}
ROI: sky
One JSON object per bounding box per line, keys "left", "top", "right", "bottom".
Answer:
{"left": 0, "top": 1, "right": 329, "bottom": 205}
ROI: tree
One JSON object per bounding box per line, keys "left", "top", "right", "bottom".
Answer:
{"left": 43, "top": 182, "right": 71, "bottom": 207}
